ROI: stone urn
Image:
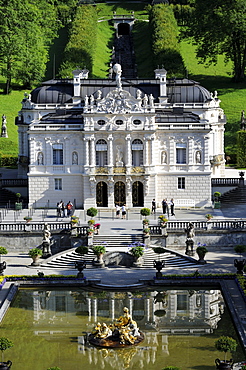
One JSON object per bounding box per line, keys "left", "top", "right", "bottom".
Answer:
{"left": 75, "top": 260, "right": 86, "bottom": 278}
{"left": 93, "top": 253, "right": 104, "bottom": 267}
{"left": 153, "top": 260, "right": 165, "bottom": 278}
{"left": 215, "top": 359, "right": 233, "bottom": 369}
{"left": 132, "top": 256, "right": 143, "bottom": 268}
{"left": 234, "top": 259, "right": 246, "bottom": 274}
{"left": 0, "top": 361, "right": 12, "bottom": 370}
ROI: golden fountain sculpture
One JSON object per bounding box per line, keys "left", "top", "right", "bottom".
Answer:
{"left": 88, "top": 307, "right": 144, "bottom": 348}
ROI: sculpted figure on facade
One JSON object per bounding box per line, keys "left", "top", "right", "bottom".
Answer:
{"left": 195, "top": 151, "right": 201, "bottom": 164}
{"left": 37, "top": 152, "right": 44, "bottom": 165}
{"left": 116, "top": 145, "right": 124, "bottom": 166}
{"left": 149, "top": 94, "right": 154, "bottom": 107}
{"left": 1, "top": 115, "right": 7, "bottom": 138}
{"left": 113, "top": 63, "right": 122, "bottom": 89}
{"left": 161, "top": 151, "right": 167, "bottom": 164}
{"left": 72, "top": 151, "right": 78, "bottom": 165}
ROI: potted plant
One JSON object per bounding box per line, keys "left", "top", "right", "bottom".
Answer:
{"left": 196, "top": 243, "right": 208, "bottom": 264}
{"left": 88, "top": 219, "right": 95, "bottom": 227}
{"left": 75, "top": 245, "right": 89, "bottom": 256}
{"left": 142, "top": 218, "right": 149, "bottom": 226}
{"left": 87, "top": 207, "right": 98, "bottom": 219}
{"left": 70, "top": 216, "right": 79, "bottom": 227}
{"left": 215, "top": 336, "right": 237, "bottom": 369}
{"left": 15, "top": 193, "right": 22, "bottom": 210}
{"left": 158, "top": 215, "right": 168, "bottom": 226}
{"left": 87, "top": 228, "right": 94, "bottom": 236}
{"left": 234, "top": 245, "right": 246, "bottom": 274}
{"left": 0, "top": 337, "right": 13, "bottom": 368}
{"left": 23, "top": 216, "right": 32, "bottom": 223}
{"left": 143, "top": 227, "right": 150, "bottom": 236}
{"left": 91, "top": 243, "right": 107, "bottom": 267}
{"left": 129, "top": 241, "right": 146, "bottom": 267}
{"left": 28, "top": 248, "right": 43, "bottom": 266}
{"left": 205, "top": 214, "right": 213, "bottom": 221}
{"left": 0, "top": 247, "right": 7, "bottom": 276}
{"left": 214, "top": 191, "right": 221, "bottom": 209}
{"left": 94, "top": 223, "right": 101, "bottom": 235}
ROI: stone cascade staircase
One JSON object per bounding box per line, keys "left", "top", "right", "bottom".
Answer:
{"left": 113, "top": 35, "right": 136, "bottom": 79}
{"left": 41, "top": 235, "right": 201, "bottom": 270}
{"left": 219, "top": 185, "right": 246, "bottom": 204}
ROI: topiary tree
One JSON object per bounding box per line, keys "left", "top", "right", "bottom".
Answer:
{"left": 86, "top": 207, "right": 98, "bottom": 218}
{"left": 75, "top": 245, "right": 89, "bottom": 256}
{"left": 234, "top": 245, "right": 246, "bottom": 260}
{"left": 140, "top": 208, "right": 151, "bottom": 217}
{"left": 214, "top": 191, "right": 221, "bottom": 201}
{"left": 0, "top": 337, "right": 13, "bottom": 362}
{"left": 215, "top": 336, "right": 237, "bottom": 362}
{"left": 0, "top": 247, "right": 8, "bottom": 263}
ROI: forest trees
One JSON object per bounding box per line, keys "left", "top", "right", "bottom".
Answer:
{"left": 149, "top": 4, "right": 185, "bottom": 77}
{"left": 0, "top": 0, "right": 59, "bottom": 94}
{"left": 182, "top": 0, "right": 246, "bottom": 82}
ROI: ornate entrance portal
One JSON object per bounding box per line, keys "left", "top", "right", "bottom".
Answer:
{"left": 114, "top": 181, "right": 126, "bottom": 206}
{"left": 96, "top": 181, "right": 108, "bottom": 207}
{"left": 132, "top": 181, "right": 144, "bottom": 207}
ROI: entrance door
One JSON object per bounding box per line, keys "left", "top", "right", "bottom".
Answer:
{"left": 96, "top": 181, "right": 108, "bottom": 207}
{"left": 114, "top": 181, "right": 126, "bottom": 206}
{"left": 132, "top": 181, "right": 144, "bottom": 207}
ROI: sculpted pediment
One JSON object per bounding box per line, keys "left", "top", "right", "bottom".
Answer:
{"left": 95, "top": 89, "right": 143, "bottom": 114}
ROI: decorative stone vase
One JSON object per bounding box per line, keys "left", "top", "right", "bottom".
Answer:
{"left": 75, "top": 260, "right": 86, "bottom": 278}
{"left": 153, "top": 260, "right": 165, "bottom": 278}
{"left": 234, "top": 259, "right": 246, "bottom": 275}
{"left": 93, "top": 253, "right": 105, "bottom": 268}
{"left": 215, "top": 359, "right": 233, "bottom": 369}
{"left": 0, "top": 360, "right": 12, "bottom": 370}
{"left": 31, "top": 255, "right": 41, "bottom": 266}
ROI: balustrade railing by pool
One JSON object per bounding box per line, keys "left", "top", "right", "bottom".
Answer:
{"left": 0, "top": 220, "right": 245, "bottom": 233}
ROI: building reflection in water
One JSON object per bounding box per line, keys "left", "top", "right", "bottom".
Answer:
{"left": 25, "top": 288, "right": 224, "bottom": 369}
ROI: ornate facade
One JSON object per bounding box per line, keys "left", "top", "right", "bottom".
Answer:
{"left": 16, "top": 65, "right": 225, "bottom": 209}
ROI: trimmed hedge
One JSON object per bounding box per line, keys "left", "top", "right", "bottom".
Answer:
{"left": 149, "top": 4, "right": 185, "bottom": 77}
{"left": 237, "top": 131, "right": 246, "bottom": 167}
{"left": 59, "top": 5, "right": 98, "bottom": 78}
{"left": 0, "top": 155, "right": 18, "bottom": 167}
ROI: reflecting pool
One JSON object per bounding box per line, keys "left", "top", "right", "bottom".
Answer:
{"left": 1, "top": 287, "right": 245, "bottom": 370}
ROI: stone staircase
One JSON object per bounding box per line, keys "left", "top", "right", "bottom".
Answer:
{"left": 220, "top": 185, "right": 246, "bottom": 204}
{"left": 41, "top": 235, "right": 201, "bottom": 270}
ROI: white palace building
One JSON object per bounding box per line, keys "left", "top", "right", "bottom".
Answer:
{"left": 16, "top": 64, "right": 225, "bottom": 209}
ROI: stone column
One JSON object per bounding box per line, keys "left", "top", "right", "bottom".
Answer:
{"left": 188, "top": 136, "right": 194, "bottom": 166}
{"left": 90, "top": 136, "right": 96, "bottom": 167}
{"left": 125, "top": 135, "right": 132, "bottom": 167}
{"left": 84, "top": 138, "right": 89, "bottom": 166}
{"left": 144, "top": 137, "right": 149, "bottom": 166}
{"left": 108, "top": 134, "right": 114, "bottom": 167}
{"left": 204, "top": 136, "right": 210, "bottom": 171}
{"left": 150, "top": 135, "right": 155, "bottom": 166}
{"left": 169, "top": 136, "right": 175, "bottom": 170}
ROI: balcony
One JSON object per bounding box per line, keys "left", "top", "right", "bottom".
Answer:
{"left": 95, "top": 167, "right": 109, "bottom": 174}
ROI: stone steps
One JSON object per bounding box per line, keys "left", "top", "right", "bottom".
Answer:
{"left": 41, "top": 245, "right": 200, "bottom": 270}
{"left": 220, "top": 186, "right": 246, "bottom": 204}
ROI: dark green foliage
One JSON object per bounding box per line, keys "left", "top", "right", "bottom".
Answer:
{"left": 140, "top": 208, "right": 151, "bottom": 216}
{"left": 0, "top": 155, "right": 18, "bottom": 167}
{"left": 149, "top": 4, "right": 185, "bottom": 76}
{"left": 215, "top": 336, "right": 237, "bottom": 361}
{"left": 234, "top": 245, "right": 246, "bottom": 256}
{"left": 152, "top": 247, "right": 166, "bottom": 254}
{"left": 171, "top": 3, "right": 193, "bottom": 26}
{"left": 59, "top": 5, "right": 98, "bottom": 77}
{"left": 75, "top": 246, "right": 89, "bottom": 255}
{"left": 237, "top": 131, "right": 246, "bottom": 167}
{"left": 181, "top": 0, "right": 246, "bottom": 82}
{"left": 86, "top": 207, "right": 98, "bottom": 218}
{"left": 0, "top": 337, "right": 13, "bottom": 361}
{"left": 162, "top": 367, "right": 180, "bottom": 370}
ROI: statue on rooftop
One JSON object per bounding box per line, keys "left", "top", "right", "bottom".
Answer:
{"left": 1, "top": 115, "right": 8, "bottom": 138}
{"left": 113, "top": 63, "right": 122, "bottom": 89}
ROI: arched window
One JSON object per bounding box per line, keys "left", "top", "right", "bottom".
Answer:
{"left": 132, "top": 139, "right": 143, "bottom": 166}
{"left": 96, "top": 139, "right": 108, "bottom": 166}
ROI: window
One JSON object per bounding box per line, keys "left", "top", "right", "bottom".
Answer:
{"left": 133, "top": 119, "right": 141, "bottom": 125}
{"left": 115, "top": 119, "right": 123, "bottom": 125}
{"left": 53, "top": 144, "right": 63, "bottom": 165}
{"left": 96, "top": 139, "right": 108, "bottom": 166}
{"left": 176, "top": 143, "right": 186, "bottom": 164}
{"left": 55, "top": 178, "right": 62, "bottom": 190}
{"left": 98, "top": 120, "right": 105, "bottom": 126}
{"left": 132, "top": 139, "right": 143, "bottom": 166}
{"left": 178, "top": 177, "right": 185, "bottom": 189}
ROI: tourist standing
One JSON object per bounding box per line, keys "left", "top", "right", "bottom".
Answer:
{"left": 67, "top": 201, "right": 73, "bottom": 217}
{"left": 170, "top": 198, "right": 175, "bottom": 216}
{"left": 116, "top": 204, "right": 121, "bottom": 218}
{"left": 151, "top": 199, "right": 156, "bottom": 214}
{"left": 162, "top": 198, "right": 168, "bottom": 214}
{"left": 121, "top": 204, "right": 126, "bottom": 219}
